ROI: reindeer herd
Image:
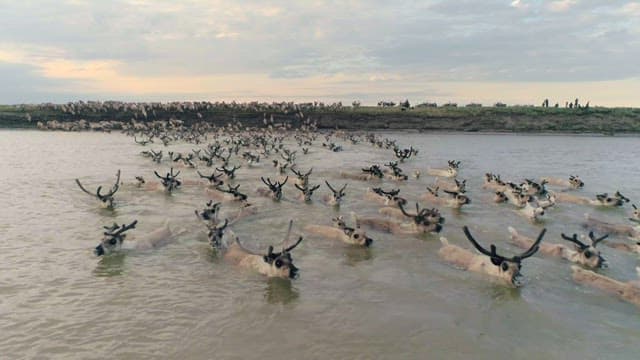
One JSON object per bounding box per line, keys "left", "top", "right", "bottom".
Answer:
{"left": 72, "top": 118, "right": 640, "bottom": 309}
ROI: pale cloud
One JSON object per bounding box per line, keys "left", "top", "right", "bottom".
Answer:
{"left": 547, "top": 0, "right": 578, "bottom": 12}
{"left": 1, "top": 1, "right": 640, "bottom": 106}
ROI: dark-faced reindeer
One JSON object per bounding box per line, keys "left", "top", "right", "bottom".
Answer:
{"left": 483, "top": 173, "right": 506, "bottom": 191}
{"left": 195, "top": 200, "right": 222, "bottom": 225}
{"left": 206, "top": 219, "right": 230, "bottom": 248}
{"left": 216, "top": 165, "right": 240, "bottom": 180}
{"left": 257, "top": 176, "right": 288, "bottom": 201}
{"left": 427, "top": 160, "right": 460, "bottom": 178}
{"left": 509, "top": 227, "right": 607, "bottom": 269}
{"left": 341, "top": 165, "right": 384, "bottom": 181}
{"left": 540, "top": 175, "right": 584, "bottom": 190}
{"left": 361, "top": 202, "right": 444, "bottom": 235}
{"left": 555, "top": 191, "right": 629, "bottom": 207}
{"left": 571, "top": 265, "right": 640, "bottom": 308}
{"left": 384, "top": 161, "right": 408, "bottom": 181}
{"left": 197, "top": 170, "right": 225, "bottom": 188}
{"left": 517, "top": 197, "right": 546, "bottom": 221}
{"left": 75, "top": 170, "right": 121, "bottom": 209}
{"left": 224, "top": 220, "right": 303, "bottom": 279}
{"left": 154, "top": 168, "right": 182, "bottom": 193}
{"left": 323, "top": 181, "right": 347, "bottom": 206}
{"left": 207, "top": 184, "right": 249, "bottom": 204}
{"left": 304, "top": 213, "right": 373, "bottom": 247}
{"left": 522, "top": 179, "right": 548, "bottom": 196}
{"left": 438, "top": 226, "right": 546, "bottom": 287}
{"left": 434, "top": 178, "right": 467, "bottom": 193}
{"left": 291, "top": 168, "right": 312, "bottom": 188}
{"left": 630, "top": 204, "right": 640, "bottom": 223}
{"left": 421, "top": 188, "right": 471, "bottom": 209}
{"left": 94, "top": 220, "right": 180, "bottom": 256}
{"left": 295, "top": 183, "right": 321, "bottom": 202}
{"left": 364, "top": 187, "right": 407, "bottom": 208}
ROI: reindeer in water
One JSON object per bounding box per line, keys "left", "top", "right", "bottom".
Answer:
{"left": 305, "top": 213, "right": 373, "bottom": 247}
{"left": 572, "top": 266, "right": 640, "bottom": 308}
{"left": 439, "top": 226, "right": 546, "bottom": 287}
{"left": 75, "top": 170, "right": 121, "bottom": 209}
{"left": 427, "top": 160, "right": 460, "bottom": 178}
{"left": 223, "top": 220, "right": 303, "bottom": 279}
{"left": 323, "top": 181, "right": 348, "bottom": 207}
{"left": 93, "top": 220, "right": 181, "bottom": 256}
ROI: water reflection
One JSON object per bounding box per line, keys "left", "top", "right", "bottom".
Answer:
{"left": 343, "top": 246, "right": 373, "bottom": 266}
{"left": 93, "top": 253, "right": 126, "bottom": 277}
{"left": 264, "top": 277, "right": 299, "bottom": 304}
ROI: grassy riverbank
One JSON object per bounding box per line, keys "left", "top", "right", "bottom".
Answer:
{"left": 2, "top": 103, "right": 640, "bottom": 134}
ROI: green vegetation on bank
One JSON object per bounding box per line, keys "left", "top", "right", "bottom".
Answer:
{"left": 2, "top": 103, "right": 640, "bottom": 133}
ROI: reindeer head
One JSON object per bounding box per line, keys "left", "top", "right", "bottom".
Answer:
{"left": 454, "top": 179, "right": 467, "bottom": 193}
{"left": 292, "top": 167, "right": 312, "bottom": 188}
{"left": 262, "top": 176, "right": 288, "bottom": 201}
{"left": 235, "top": 220, "right": 303, "bottom": 279}
{"left": 325, "top": 181, "right": 347, "bottom": 206}
{"left": 444, "top": 190, "right": 471, "bottom": 206}
{"left": 448, "top": 160, "right": 461, "bottom": 169}
{"left": 463, "top": 226, "right": 546, "bottom": 287}
{"left": 221, "top": 184, "right": 248, "bottom": 202}
{"left": 569, "top": 175, "right": 584, "bottom": 189}
{"left": 154, "top": 167, "right": 181, "bottom": 192}
{"left": 195, "top": 200, "right": 221, "bottom": 223}
{"left": 197, "top": 170, "right": 224, "bottom": 187}
{"left": 295, "top": 183, "right": 320, "bottom": 202}
{"left": 362, "top": 165, "right": 384, "bottom": 179}
{"left": 561, "top": 232, "right": 608, "bottom": 268}
{"left": 207, "top": 219, "right": 229, "bottom": 248}
{"left": 398, "top": 202, "right": 444, "bottom": 233}
{"left": 595, "top": 193, "right": 624, "bottom": 207}
{"left": 95, "top": 220, "right": 138, "bottom": 256}
{"left": 75, "top": 169, "right": 121, "bottom": 209}
{"left": 332, "top": 214, "right": 373, "bottom": 247}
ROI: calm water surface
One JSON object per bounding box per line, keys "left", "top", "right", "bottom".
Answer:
{"left": 0, "top": 130, "right": 639, "bottom": 359}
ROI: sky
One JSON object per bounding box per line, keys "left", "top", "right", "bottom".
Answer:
{"left": 0, "top": 0, "right": 639, "bottom": 106}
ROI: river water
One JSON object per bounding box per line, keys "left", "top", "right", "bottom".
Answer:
{"left": 0, "top": 130, "right": 639, "bottom": 359}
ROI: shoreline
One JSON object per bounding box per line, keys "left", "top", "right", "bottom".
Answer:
{"left": 2, "top": 103, "right": 640, "bottom": 134}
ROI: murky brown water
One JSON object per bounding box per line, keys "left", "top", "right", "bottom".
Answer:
{"left": 1, "top": 130, "right": 639, "bottom": 359}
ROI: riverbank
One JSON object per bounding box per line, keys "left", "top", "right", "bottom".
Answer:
{"left": 2, "top": 103, "right": 640, "bottom": 134}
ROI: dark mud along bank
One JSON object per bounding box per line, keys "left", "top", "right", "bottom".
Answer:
{"left": 2, "top": 103, "right": 640, "bottom": 133}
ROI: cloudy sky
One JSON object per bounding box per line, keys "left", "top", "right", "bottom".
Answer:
{"left": 1, "top": 0, "right": 639, "bottom": 106}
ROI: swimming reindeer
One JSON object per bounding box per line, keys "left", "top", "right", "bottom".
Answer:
{"left": 420, "top": 187, "right": 471, "bottom": 209}
{"left": 571, "top": 265, "right": 640, "bottom": 308}
{"left": 257, "top": 176, "right": 288, "bottom": 201}
{"left": 154, "top": 168, "right": 182, "bottom": 193}
{"left": 224, "top": 220, "right": 303, "bottom": 279}
{"left": 94, "top": 220, "right": 180, "bottom": 256}
{"left": 304, "top": 213, "right": 373, "bottom": 247}
{"left": 540, "top": 175, "right": 584, "bottom": 190}
{"left": 427, "top": 160, "right": 460, "bottom": 178}
{"left": 438, "top": 226, "right": 546, "bottom": 287}
{"left": 583, "top": 213, "right": 640, "bottom": 240}
{"left": 360, "top": 202, "right": 444, "bottom": 235}
{"left": 509, "top": 227, "right": 608, "bottom": 269}
{"left": 295, "top": 183, "right": 321, "bottom": 202}
{"left": 75, "top": 169, "right": 121, "bottom": 209}
{"left": 555, "top": 191, "right": 629, "bottom": 207}
{"left": 323, "top": 181, "right": 347, "bottom": 206}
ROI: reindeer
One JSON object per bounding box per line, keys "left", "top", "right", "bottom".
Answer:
{"left": 509, "top": 227, "right": 607, "bottom": 269}
{"left": 291, "top": 168, "right": 312, "bottom": 188}
{"left": 154, "top": 168, "right": 182, "bottom": 193}
{"left": 224, "top": 220, "right": 303, "bottom": 279}
{"left": 384, "top": 161, "right": 408, "bottom": 181}
{"left": 434, "top": 178, "right": 467, "bottom": 193}
{"left": 630, "top": 204, "right": 640, "bottom": 223}
{"left": 571, "top": 266, "right": 640, "bottom": 308}
{"left": 540, "top": 175, "right": 584, "bottom": 190}
{"left": 206, "top": 184, "right": 249, "bottom": 204}
{"left": 555, "top": 191, "right": 629, "bottom": 207}
{"left": 195, "top": 200, "right": 222, "bottom": 225}
{"left": 438, "top": 226, "right": 546, "bottom": 287}
{"left": 197, "top": 170, "right": 225, "bottom": 188}
{"left": 427, "top": 160, "right": 460, "bottom": 178}
{"left": 341, "top": 165, "right": 384, "bottom": 181}
{"left": 295, "top": 183, "right": 321, "bottom": 202}
{"left": 420, "top": 188, "right": 471, "bottom": 209}
{"left": 516, "top": 197, "right": 546, "bottom": 221}
{"left": 483, "top": 173, "right": 506, "bottom": 191}
{"left": 323, "top": 181, "right": 347, "bottom": 206}
{"left": 257, "top": 176, "right": 288, "bottom": 201}
{"left": 94, "top": 220, "right": 180, "bottom": 256}
{"left": 304, "top": 213, "right": 373, "bottom": 247}
{"left": 75, "top": 170, "right": 121, "bottom": 209}
{"left": 216, "top": 165, "right": 240, "bottom": 180}
{"left": 583, "top": 213, "right": 640, "bottom": 240}
{"left": 206, "top": 219, "right": 230, "bottom": 248}
{"left": 363, "top": 187, "right": 407, "bottom": 208}
{"left": 360, "top": 202, "right": 444, "bottom": 235}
